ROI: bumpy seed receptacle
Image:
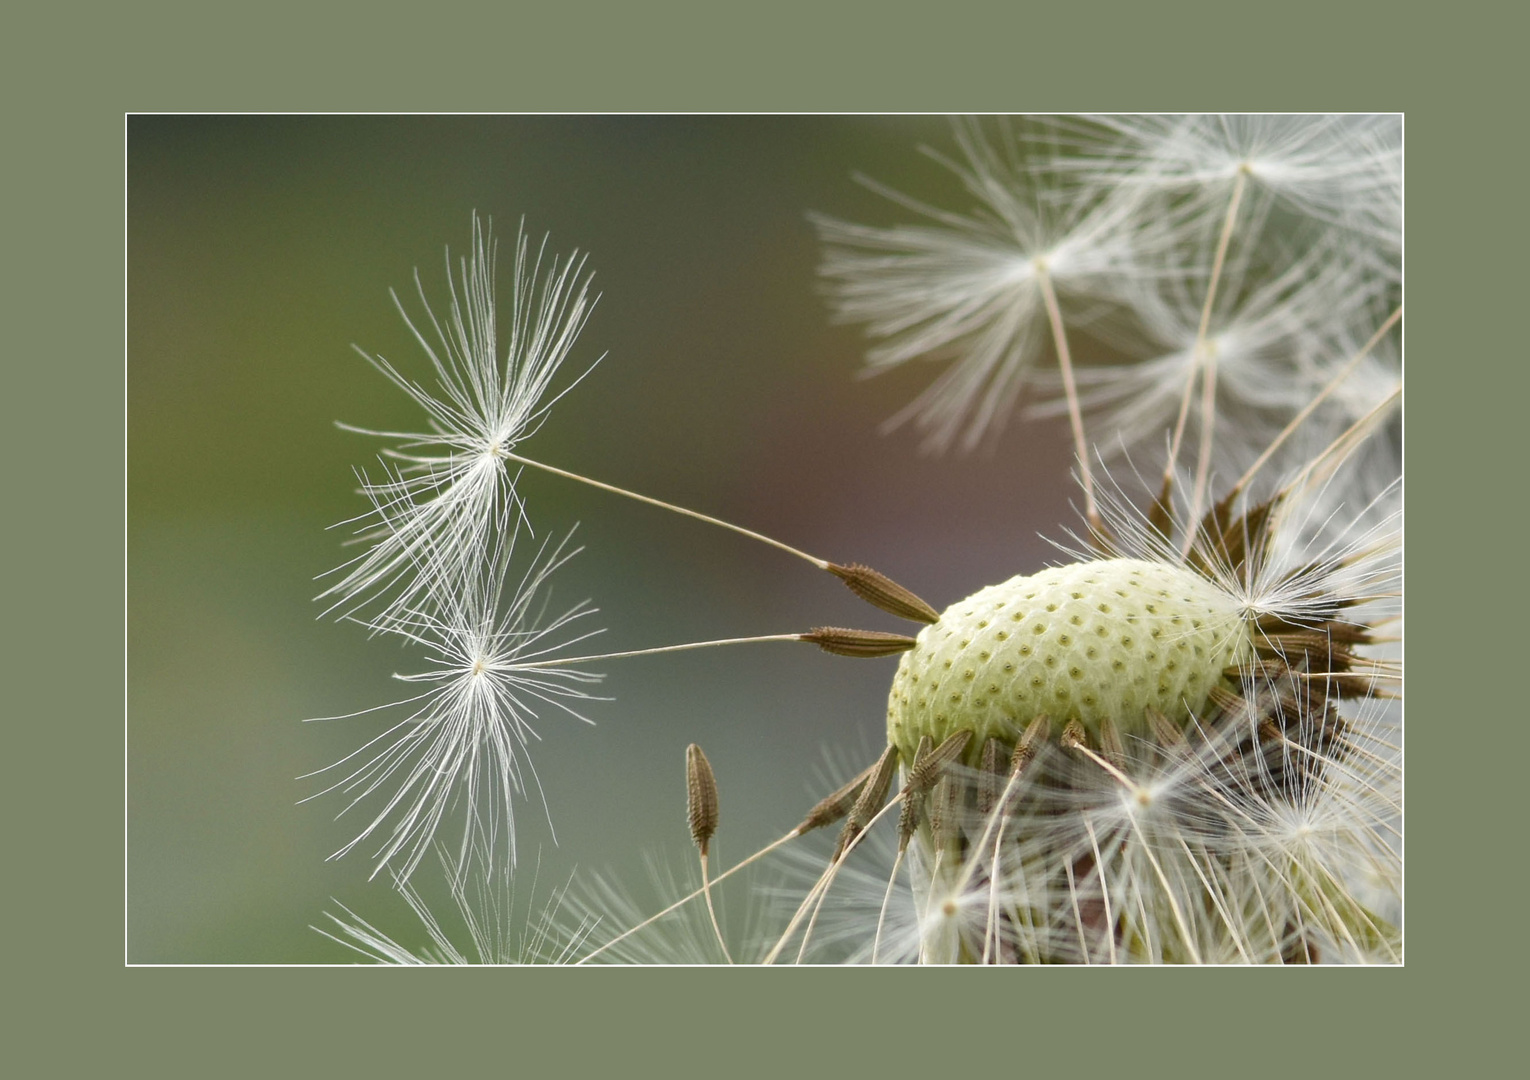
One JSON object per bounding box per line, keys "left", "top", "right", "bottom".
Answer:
{"left": 887, "top": 558, "right": 1251, "bottom": 762}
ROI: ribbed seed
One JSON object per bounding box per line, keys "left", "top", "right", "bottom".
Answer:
{"left": 1009, "top": 714, "right": 1051, "bottom": 778}
{"left": 904, "top": 730, "right": 973, "bottom": 794}
{"left": 795, "top": 761, "right": 876, "bottom": 835}
{"left": 828, "top": 562, "right": 940, "bottom": 624}
{"left": 834, "top": 745, "right": 899, "bottom": 860}
{"left": 929, "top": 774, "right": 962, "bottom": 851}
{"left": 897, "top": 735, "right": 934, "bottom": 852}
{"left": 1097, "top": 716, "right": 1126, "bottom": 767}
{"left": 802, "top": 626, "right": 919, "bottom": 658}
{"left": 685, "top": 744, "right": 719, "bottom": 856}
{"left": 977, "top": 737, "right": 1006, "bottom": 815}
{"left": 1146, "top": 706, "right": 1187, "bottom": 752}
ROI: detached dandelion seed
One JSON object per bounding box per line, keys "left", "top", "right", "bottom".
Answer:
{"left": 318, "top": 212, "right": 602, "bottom": 627}
{"left": 305, "top": 508, "right": 606, "bottom": 882}
{"left": 857, "top": 420, "right": 1401, "bottom": 963}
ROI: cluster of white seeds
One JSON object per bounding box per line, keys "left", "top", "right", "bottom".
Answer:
{"left": 887, "top": 558, "right": 1252, "bottom": 760}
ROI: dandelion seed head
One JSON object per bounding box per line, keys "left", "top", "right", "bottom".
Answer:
{"left": 843, "top": 389, "right": 1400, "bottom": 965}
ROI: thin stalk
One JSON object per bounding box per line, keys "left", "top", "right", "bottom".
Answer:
{"left": 1267, "top": 386, "right": 1401, "bottom": 536}
{"left": 1230, "top": 305, "right": 1401, "bottom": 501}
{"left": 536, "top": 633, "right": 806, "bottom": 669}
{"left": 1159, "top": 168, "right": 1247, "bottom": 552}
{"left": 871, "top": 847, "right": 907, "bottom": 965}
{"left": 503, "top": 451, "right": 942, "bottom": 627}
{"left": 698, "top": 852, "right": 733, "bottom": 964}
{"left": 1066, "top": 740, "right": 1139, "bottom": 791}
{"left": 1124, "top": 810, "right": 1202, "bottom": 964}
{"left": 980, "top": 814, "right": 1011, "bottom": 965}
{"left": 505, "top": 452, "right": 829, "bottom": 569}
{"left": 1181, "top": 166, "right": 1249, "bottom": 556}
{"left": 1063, "top": 859, "right": 1091, "bottom": 964}
{"left": 1081, "top": 815, "right": 1118, "bottom": 965}
{"left": 1034, "top": 261, "right": 1099, "bottom": 535}
{"left": 1186, "top": 350, "right": 1220, "bottom": 557}
{"left": 916, "top": 847, "right": 948, "bottom": 965}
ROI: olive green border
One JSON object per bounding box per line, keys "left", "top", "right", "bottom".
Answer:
{"left": 32, "top": 0, "right": 1492, "bottom": 1071}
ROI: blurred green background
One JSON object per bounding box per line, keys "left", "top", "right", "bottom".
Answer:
{"left": 127, "top": 116, "right": 1087, "bottom": 962}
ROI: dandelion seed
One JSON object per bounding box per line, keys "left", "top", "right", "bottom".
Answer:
{"left": 304, "top": 506, "right": 605, "bottom": 883}
{"left": 813, "top": 117, "right": 1151, "bottom": 452}
{"left": 685, "top": 743, "right": 732, "bottom": 962}
{"left": 311, "top": 211, "right": 944, "bottom": 630}
{"left": 318, "top": 212, "right": 601, "bottom": 627}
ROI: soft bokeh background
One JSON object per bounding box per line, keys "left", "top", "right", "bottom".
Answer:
{"left": 128, "top": 116, "right": 1093, "bottom": 962}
